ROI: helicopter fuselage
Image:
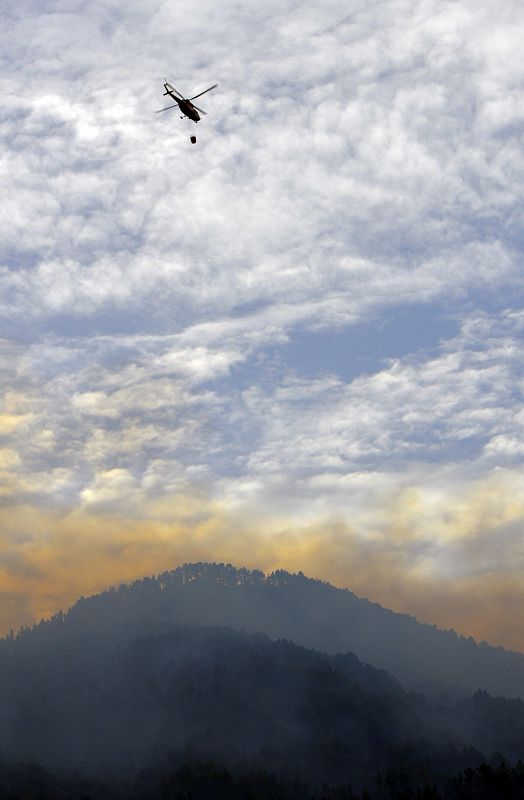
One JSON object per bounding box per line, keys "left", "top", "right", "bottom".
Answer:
{"left": 177, "top": 98, "right": 200, "bottom": 122}
{"left": 159, "top": 81, "right": 217, "bottom": 133}
{"left": 165, "top": 91, "right": 200, "bottom": 122}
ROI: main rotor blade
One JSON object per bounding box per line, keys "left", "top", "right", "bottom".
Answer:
{"left": 164, "top": 81, "right": 185, "bottom": 100}
{"left": 155, "top": 103, "right": 179, "bottom": 113}
{"left": 192, "top": 104, "right": 207, "bottom": 115}
{"left": 189, "top": 83, "right": 218, "bottom": 101}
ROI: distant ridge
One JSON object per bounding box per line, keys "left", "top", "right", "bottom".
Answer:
{"left": 9, "top": 562, "right": 524, "bottom": 699}
{"left": 5, "top": 619, "right": 524, "bottom": 785}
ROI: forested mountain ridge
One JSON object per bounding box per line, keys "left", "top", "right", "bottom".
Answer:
{"left": 2, "top": 620, "right": 524, "bottom": 789}
{"left": 8, "top": 562, "right": 524, "bottom": 700}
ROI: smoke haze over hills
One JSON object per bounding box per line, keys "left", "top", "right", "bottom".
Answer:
{"left": 2, "top": 492, "right": 524, "bottom": 653}
{"left": 2, "top": 563, "right": 524, "bottom": 799}
{"left": 8, "top": 563, "right": 524, "bottom": 701}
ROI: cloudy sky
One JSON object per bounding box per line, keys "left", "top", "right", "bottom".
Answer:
{"left": 2, "top": 0, "right": 524, "bottom": 650}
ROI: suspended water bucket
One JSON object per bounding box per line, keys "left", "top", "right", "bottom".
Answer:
{"left": 190, "top": 134, "right": 197, "bottom": 144}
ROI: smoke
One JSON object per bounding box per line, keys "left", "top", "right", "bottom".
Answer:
{"left": 1, "top": 469, "right": 523, "bottom": 652}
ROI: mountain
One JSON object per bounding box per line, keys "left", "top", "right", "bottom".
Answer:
{"left": 0, "top": 624, "right": 402, "bottom": 781}
{"left": 16, "top": 562, "right": 523, "bottom": 700}
{"left": 3, "top": 619, "right": 524, "bottom": 790}
{"left": 2, "top": 567, "right": 524, "bottom": 797}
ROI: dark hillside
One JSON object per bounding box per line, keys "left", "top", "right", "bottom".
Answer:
{"left": 3, "top": 759, "right": 524, "bottom": 800}
{"left": 0, "top": 624, "right": 411, "bottom": 782}
{"left": 13, "top": 562, "right": 523, "bottom": 700}
{"left": 2, "top": 619, "right": 524, "bottom": 784}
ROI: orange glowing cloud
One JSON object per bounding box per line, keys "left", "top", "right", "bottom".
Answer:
{"left": 0, "top": 470, "right": 523, "bottom": 652}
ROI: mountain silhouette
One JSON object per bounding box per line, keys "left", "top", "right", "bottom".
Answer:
{"left": 2, "top": 565, "right": 524, "bottom": 795}
{"left": 3, "top": 619, "right": 524, "bottom": 788}
{"left": 16, "top": 562, "right": 522, "bottom": 700}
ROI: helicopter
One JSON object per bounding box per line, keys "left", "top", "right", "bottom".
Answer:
{"left": 156, "top": 80, "right": 217, "bottom": 143}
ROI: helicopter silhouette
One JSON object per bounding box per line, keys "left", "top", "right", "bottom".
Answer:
{"left": 156, "top": 80, "right": 217, "bottom": 142}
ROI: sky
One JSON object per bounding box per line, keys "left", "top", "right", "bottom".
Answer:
{"left": 1, "top": 0, "right": 524, "bottom": 650}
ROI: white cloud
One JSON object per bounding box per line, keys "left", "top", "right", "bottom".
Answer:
{"left": 2, "top": 0, "right": 524, "bottom": 333}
